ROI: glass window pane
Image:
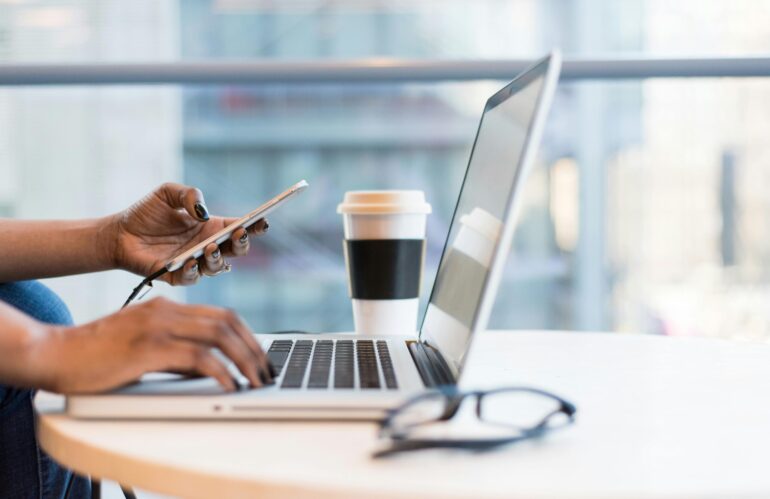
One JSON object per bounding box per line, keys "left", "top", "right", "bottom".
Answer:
{"left": 2, "top": 1, "right": 770, "bottom": 63}
{"left": 2, "top": 1, "right": 770, "bottom": 342}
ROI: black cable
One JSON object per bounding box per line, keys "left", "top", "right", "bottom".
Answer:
{"left": 121, "top": 267, "right": 169, "bottom": 309}
{"left": 61, "top": 471, "right": 74, "bottom": 499}
{"left": 120, "top": 485, "right": 138, "bottom": 499}
{"left": 119, "top": 267, "right": 169, "bottom": 498}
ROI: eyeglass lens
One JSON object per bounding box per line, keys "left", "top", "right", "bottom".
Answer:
{"left": 479, "top": 390, "right": 567, "bottom": 429}
{"left": 388, "top": 392, "right": 449, "bottom": 430}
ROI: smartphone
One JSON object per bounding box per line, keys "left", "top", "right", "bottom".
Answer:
{"left": 164, "top": 179, "right": 309, "bottom": 272}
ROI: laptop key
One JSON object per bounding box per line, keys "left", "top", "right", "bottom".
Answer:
{"left": 281, "top": 340, "right": 313, "bottom": 389}
{"left": 307, "top": 340, "right": 333, "bottom": 388}
{"left": 334, "top": 340, "right": 354, "bottom": 389}
{"left": 357, "top": 340, "right": 380, "bottom": 389}
{"left": 376, "top": 341, "right": 398, "bottom": 389}
{"left": 267, "top": 340, "right": 294, "bottom": 376}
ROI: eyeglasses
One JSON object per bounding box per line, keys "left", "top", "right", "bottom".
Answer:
{"left": 374, "top": 386, "right": 576, "bottom": 458}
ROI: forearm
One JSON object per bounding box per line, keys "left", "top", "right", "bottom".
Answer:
{"left": 0, "top": 301, "right": 56, "bottom": 390}
{"left": 0, "top": 217, "right": 117, "bottom": 281}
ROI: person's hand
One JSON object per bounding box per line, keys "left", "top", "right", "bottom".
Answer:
{"left": 106, "top": 183, "right": 269, "bottom": 285}
{"left": 31, "top": 297, "right": 274, "bottom": 394}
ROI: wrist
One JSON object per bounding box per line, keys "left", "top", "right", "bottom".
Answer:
{"left": 96, "top": 214, "right": 122, "bottom": 271}
{"left": 21, "top": 322, "right": 65, "bottom": 392}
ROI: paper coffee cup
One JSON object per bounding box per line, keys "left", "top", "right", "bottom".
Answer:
{"left": 338, "top": 191, "right": 431, "bottom": 335}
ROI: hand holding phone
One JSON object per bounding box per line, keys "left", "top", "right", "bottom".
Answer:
{"left": 122, "top": 179, "right": 309, "bottom": 308}
{"left": 165, "top": 179, "right": 309, "bottom": 272}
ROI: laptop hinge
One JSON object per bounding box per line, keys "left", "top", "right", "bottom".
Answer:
{"left": 406, "top": 341, "right": 455, "bottom": 388}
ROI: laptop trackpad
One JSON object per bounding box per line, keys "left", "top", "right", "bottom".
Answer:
{"left": 116, "top": 373, "right": 229, "bottom": 396}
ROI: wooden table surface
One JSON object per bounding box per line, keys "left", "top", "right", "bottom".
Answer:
{"left": 37, "top": 331, "right": 770, "bottom": 499}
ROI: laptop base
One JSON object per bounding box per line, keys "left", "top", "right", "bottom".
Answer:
{"left": 67, "top": 333, "right": 424, "bottom": 421}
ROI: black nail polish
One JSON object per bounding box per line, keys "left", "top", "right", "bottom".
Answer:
{"left": 194, "top": 202, "right": 210, "bottom": 221}
{"left": 211, "top": 248, "right": 221, "bottom": 259}
{"left": 268, "top": 361, "right": 277, "bottom": 378}
{"left": 190, "top": 263, "right": 199, "bottom": 274}
{"left": 263, "top": 221, "right": 269, "bottom": 232}
{"left": 239, "top": 232, "right": 248, "bottom": 244}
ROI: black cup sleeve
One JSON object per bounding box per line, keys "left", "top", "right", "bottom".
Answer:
{"left": 344, "top": 239, "right": 424, "bottom": 300}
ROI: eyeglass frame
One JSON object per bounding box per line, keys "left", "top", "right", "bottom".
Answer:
{"left": 374, "top": 385, "right": 577, "bottom": 457}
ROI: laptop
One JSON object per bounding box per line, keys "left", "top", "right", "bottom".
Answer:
{"left": 67, "top": 51, "right": 561, "bottom": 420}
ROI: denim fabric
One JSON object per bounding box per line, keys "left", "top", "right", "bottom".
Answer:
{"left": 0, "top": 281, "right": 90, "bottom": 499}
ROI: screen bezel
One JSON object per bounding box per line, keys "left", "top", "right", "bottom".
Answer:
{"left": 417, "top": 51, "right": 562, "bottom": 379}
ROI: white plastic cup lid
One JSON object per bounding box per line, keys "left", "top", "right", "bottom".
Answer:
{"left": 337, "top": 190, "right": 432, "bottom": 215}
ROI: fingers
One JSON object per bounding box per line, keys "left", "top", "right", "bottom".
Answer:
{"left": 174, "top": 316, "right": 263, "bottom": 388}
{"left": 113, "top": 297, "right": 275, "bottom": 392}
{"left": 222, "top": 308, "right": 274, "bottom": 380}
{"left": 169, "top": 223, "right": 260, "bottom": 285}
{"left": 144, "top": 298, "right": 270, "bottom": 388}
{"left": 230, "top": 227, "right": 250, "bottom": 257}
{"left": 220, "top": 217, "right": 269, "bottom": 237}
{"left": 170, "top": 238, "right": 238, "bottom": 284}
{"left": 161, "top": 341, "right": 236, "bottom": 392}
{"left": 215, "top": 218, "right": 268, "bottom": 258}
{"left": 248, "top": 218, "right": 269, "bottom": 236}
{"left": 157, "top": 182, "right": 210, "bottom": 222}
{"left": 168, "top": 259, "right": 200, "bottom": 286}
{"left": 202, "top": 243, "right": 226, "bottom": 275}
{"left": 176, "top": 305, "right": 275, "bottom": 386}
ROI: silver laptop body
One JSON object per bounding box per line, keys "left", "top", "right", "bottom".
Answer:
{"left": 67, "top": 52, "right": 562, "bottom": 420}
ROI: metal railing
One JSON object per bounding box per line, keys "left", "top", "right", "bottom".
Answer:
{"left": 1, "top": 56, "right": 769, "bottom": 85}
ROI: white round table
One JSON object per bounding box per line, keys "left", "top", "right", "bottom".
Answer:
{"left": 36, "top": 331, "right": 770, "bottom": 498}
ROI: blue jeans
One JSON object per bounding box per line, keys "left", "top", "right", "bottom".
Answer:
{"left": 0, "top": 281, "right": 91, "bottom": 499}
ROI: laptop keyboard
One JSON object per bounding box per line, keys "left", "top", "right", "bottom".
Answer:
{"left": 308, "top": 340, "right": 333, "bottom": 388}
{"left": 333, "top": 340, "right": 354, "bottom": 388}
{"left": 377, "top": 341, "right": 398, "bottom": 389}
{"left": 267, "top": 339, "right": 398, "bottom": 390}
{"left": 280, "top": 340, "right": 313, "bottom": 389}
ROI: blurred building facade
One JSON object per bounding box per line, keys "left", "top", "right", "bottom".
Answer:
{"left": 1, "top": 0, "right": 770, "bottom": 340}
{"left": 179, "top": 0, "right": 643, "bottom": 333}
{"left": 0, "top": 1, "right": 183, "bottom": 315}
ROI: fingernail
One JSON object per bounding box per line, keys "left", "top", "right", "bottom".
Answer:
{"left": 211, "top": 248, "right": 221, "bottom": 260}
{"left": 194, "top": 202, "right": 210, "bottom": 221}
{"left": 231, "top": 376, "right": 241, "bottom": 391}
{"left": 268, "top": 361, "right": 277, "bottom": 377}
{"left": 239, "top": 232, "right": 248, "bottom": 244}
{"left": 259, "top": 369, "right": 275, "bottom": 385}
{"left": 190, "top": 262, "right": 199, "bottom": 274}
{"left": 263, "top": 221, "right": 269, "bottom": 232}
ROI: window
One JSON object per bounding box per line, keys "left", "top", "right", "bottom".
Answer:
{"left": 2, "top": 0, "right": 770, "bottom": 341}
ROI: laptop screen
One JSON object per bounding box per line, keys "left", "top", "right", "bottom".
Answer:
{"left": 419, "top": 56, "right": 557, "bottom": 376}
